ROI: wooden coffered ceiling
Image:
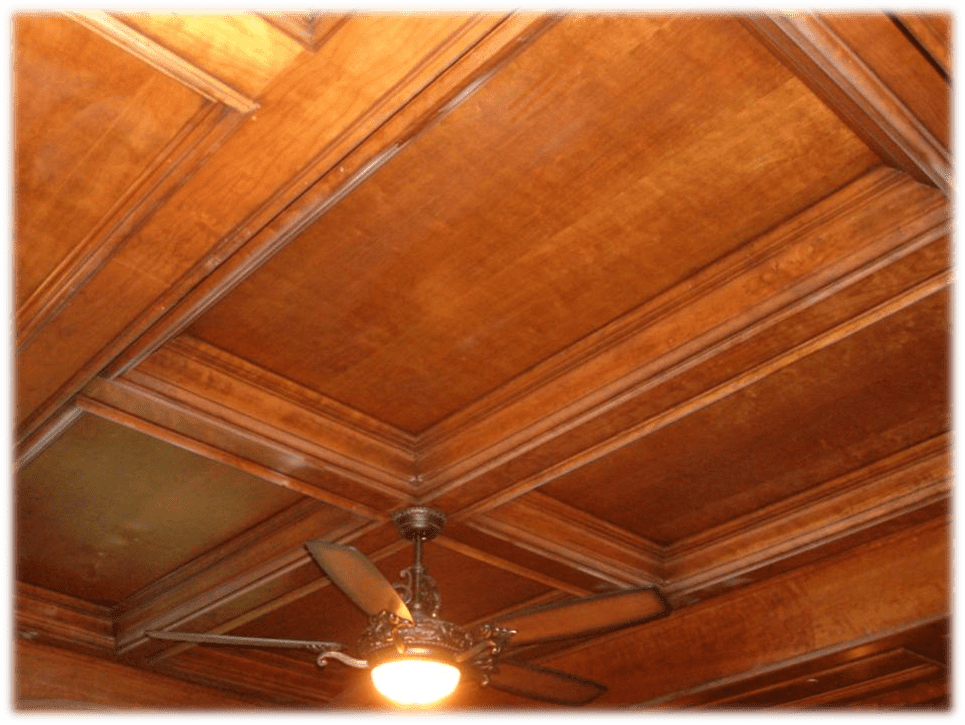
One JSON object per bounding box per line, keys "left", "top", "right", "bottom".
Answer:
{"left": 13, "top": 11, "right": 951, "bottom": 710}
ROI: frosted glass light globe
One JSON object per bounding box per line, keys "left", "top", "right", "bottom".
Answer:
{"left": 371, "top": 658, "right": 461, "bottom": 706}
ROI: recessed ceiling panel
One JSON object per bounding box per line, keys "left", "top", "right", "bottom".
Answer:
{"left": 188, "top": 14, "right": 878, "bottom": 432}
{"left": 540, "top": 290, "right": 950, "bottom": 544}
{"left": 16, "top": 414, "right": 303, "bottom": 605}
{"left": 14, "top": 14, "right": 207, "bottom": 308}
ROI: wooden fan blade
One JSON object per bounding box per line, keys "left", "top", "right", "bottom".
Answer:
{"left": 491, "top": 585, "right": 670, "bottom": 647}
{"left": 305, "top": 540, "right": 412, "bottom": 621}
{"left": 147, "top": 631, "right": 344, "bottom": 651}
{"left": 486, "top": 660, "right": 606, "bottom": 706}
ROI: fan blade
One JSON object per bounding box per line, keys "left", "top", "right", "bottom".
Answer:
{"left": 147, "top": 631, "right": 344, "bottom": 651}
{"left": 491, "top": 585, "right": 670, "bottom": 647}
{"left": 305, "top": 540, "right": 412, "bottom": 621}
{"left": 486, "top": 660, "right": 606, "bottom": 706}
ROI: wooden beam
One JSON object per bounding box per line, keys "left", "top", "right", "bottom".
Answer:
{"left": 16, "top": 13, "right": 551, "bottom": 446}
{"left": 741, "top": 13, "right": 950, "bottom": 192}
{"left": 665, "top": 433, "right": 950, "bottom": 604}
{"left": 470, "top": 493, "right": 665, "bottom": 586}
{"left": 15, "top": 582, "right": 115, "bottom": 656}
{"left": 538, "top": 517, "right": 950, "bottom": 707}
{"left": 424, "top": 168, "right": 947, "bottom": 515}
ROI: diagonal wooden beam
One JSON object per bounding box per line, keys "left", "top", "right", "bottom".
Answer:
{"left": 741, "top": 13, "right": 950, "bottom": 193}
{"left": 423, "top": 168, "right": 948, "bottom": 517}
{"left": 16, "top": 13, "right": 558, "bottom": 451}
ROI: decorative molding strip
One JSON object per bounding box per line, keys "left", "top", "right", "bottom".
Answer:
{"left": 438, "top": 259, "right": 950, "bottom": 523}
{"left": 469, "top": 493, "right": 665, "bottom": 586}
{"left": 741, "top": 13, "right": 950, "bottom": 193}
{"left": 102, "top": 14, "right": 559, "bottom": 380}
{"left": 151, "top": 334, "right": 415, "bottom": 454}
{"left": 16, "top": 103, "right": 245, "bottom": 351}
{"left": 434, "top": 536, "right": 594, "bottom": 597}
{"left": 77, "top": 378, "right": 411, "bottom": 512}
{"left": 665, "top": 434, "right": 950, "bottom": 601}
{"left": 15, "top": 582, "right": 115, "bottom": 654}
{"left": 894, "top": 14, "right": 950, "bottom": 76}
{"left": 68, "top": 11, "right": 259, "bottom": 113}
{"left": 419, "top": 168, "right": 948, "bottom": 510}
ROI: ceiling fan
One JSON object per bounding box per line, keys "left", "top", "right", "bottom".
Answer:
{"left": 148, "top": 506, "right": 671, "bottom": 707}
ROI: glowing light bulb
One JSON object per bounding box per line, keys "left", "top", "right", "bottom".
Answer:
{"left": 371, "top": 658, "right": 461, "bottom": 706}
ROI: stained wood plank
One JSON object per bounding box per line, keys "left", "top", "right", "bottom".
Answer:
{"left": 189, "top": 14, "right": 878, "bottom": 432}
{"left": 423, "top": 168, "right": 947, "bottom": 515}
{"left": 14, "top": 13, "right": 517, "bottom": 444}
{"left": 742, "top": 13, "right": 950, "bottom": 191}
{"left": 539, "top": 518, "right": 950, "bottom": 707}
{"left": 13, "top": 14, "right": 208, "bottom": 311}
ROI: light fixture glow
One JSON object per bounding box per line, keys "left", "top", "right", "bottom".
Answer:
{"left": 371, "top": 658, "right": 461, "bottom": 706}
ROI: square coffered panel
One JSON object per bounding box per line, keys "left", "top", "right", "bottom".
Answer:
{"left": 188, "top": 14, "right": 878, "bottom": 432}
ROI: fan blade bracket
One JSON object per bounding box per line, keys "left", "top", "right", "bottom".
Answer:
{"left": 146, "top": 630, "right": 346, "bottom": 652}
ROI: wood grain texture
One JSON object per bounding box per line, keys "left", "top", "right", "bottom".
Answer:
{"left": 422, "top": 168, "right": 947, "bottom": 515}
{"left": 894, "top": 14, "right": 951, "bottom": 76}
{"left": 15, "top": 582, "right": 114, "bottom": 655}
{"left": 105, "top": 13, "right": 556, "bottom": 380}
{"left": 742, "top": 12, "right": 950, "bottom": 191}
{"left": 189, "top": 14, "right": 878, "bottom": 433}
{"left": 12, "top": 13, "right": 952, "bottom": 709}
{"left": 14, "top": 13, "right": 517, "bottom": 444}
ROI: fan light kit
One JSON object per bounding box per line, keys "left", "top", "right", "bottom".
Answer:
{"left": 148, "top": 506, "right": 671, "bottom": 707}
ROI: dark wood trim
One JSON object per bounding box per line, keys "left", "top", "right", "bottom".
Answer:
{"left": 15, "top": 582, "right": 115, "bottom": 655}
{"left": 741, "top": 13, "right": 950, "bottom": 193}
{"left": 16, "top": 103, "right": 245, "bottom": 351}
{"left": 422, "top": 169, "right": 948, "bottom": 515}
{"left": 102, "top": 14, "right": 558, "bottom": 380}
{"left": 68, "top": 11, "right": 259, "bottom": 113}
{"left": 893, "top": 14, "right": 950, "bottom": 76}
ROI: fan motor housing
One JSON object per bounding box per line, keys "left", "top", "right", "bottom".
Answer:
{"left": 359, "top": 610, "right": 473, "bottom": 669}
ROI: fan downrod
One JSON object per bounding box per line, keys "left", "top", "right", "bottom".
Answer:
{"left": 393, "top": 506, "right": 446, "bottom": 542}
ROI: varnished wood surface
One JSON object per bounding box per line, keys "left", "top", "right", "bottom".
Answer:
{"left": 189, "top": 14, "right": 878, "bottom": 432}
{"left": 13, "top": 11, "right": 950, "bottom": 710}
